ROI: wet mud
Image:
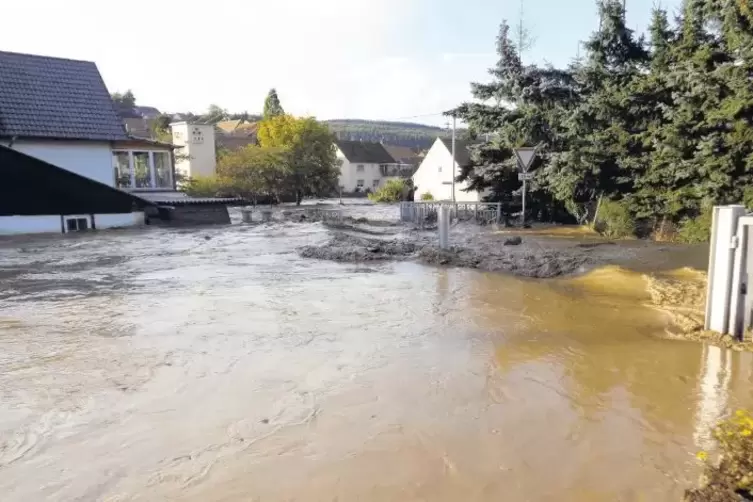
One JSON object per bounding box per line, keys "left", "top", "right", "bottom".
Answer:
{"left": 298, "top": 218, "right": 687, "bottom": 279}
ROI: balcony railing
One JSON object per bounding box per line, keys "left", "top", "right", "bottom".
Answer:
{"left": 379, "top": 163, "right": 415, "bottom": 178}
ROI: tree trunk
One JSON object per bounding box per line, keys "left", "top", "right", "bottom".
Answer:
{"left": 295, "top": 190, "right": 302, "bottom": 206}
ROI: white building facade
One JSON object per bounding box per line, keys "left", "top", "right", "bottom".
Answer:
{"left": 334, "top": 140, "right": 402, "bottom": 193}
{"left": 412, "top": 138, "right": 488, "bottom": 202}
{"left": 171, "top": 122, "right": 217, "bottom": 180}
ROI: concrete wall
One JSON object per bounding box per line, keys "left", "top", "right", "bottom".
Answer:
{"left": 13, "top": 140, "right": 114, "bottom": 186}
{"left": 171, "top": 122, "right": 216, "bottom": 179}
{"left": 336, "top": 149, "right": 382, "bottom": 192}
{"left": 412, "top": 139, "right": 482, "bottom": 202}
{"left": 0, "top": 213, "right": 145, "bottom": 235}
{"left": 96, "top": 212, "right": 145, "bottom": 229}
{"left": 0, "top": 215, "right": 62, "bottom": 235}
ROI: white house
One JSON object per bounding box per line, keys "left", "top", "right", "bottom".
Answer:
{"left": 171, "top": 122, "right": 217, "bottom": 180}
{"left": 412, "top": 138, "right": 488, "bottom": 202}
{"left": 0, "top": 50, "right": 152, "bottom": 235}
{"left": 334, "top": 140, "right": 417, "bottom": 193}
{"left": 334, "top": 140, "right": 397, "bottom": 192}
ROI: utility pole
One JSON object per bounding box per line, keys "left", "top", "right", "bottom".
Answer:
{"left": 451, "top": 114, "right": 457, "bottom": 203}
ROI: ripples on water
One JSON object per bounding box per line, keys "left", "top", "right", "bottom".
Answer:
{"left": 0, "top": 206, "right": 750, "bottom": 501}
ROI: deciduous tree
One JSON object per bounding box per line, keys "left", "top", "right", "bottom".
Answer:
{"left": 257, "top": 115, "right": 339, "bottom": 205}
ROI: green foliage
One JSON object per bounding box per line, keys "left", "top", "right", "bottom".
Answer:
{"left": 368, "top": 179, "right": 408, "bottom": 203}
{"left": 594, "top": 200, "right": 635, "bottom": 239}
{"left": 743, "top": 187, "right": 753, "bottom": 210}
{"left": 258, "top": 115, "right": 339, "bottom": 204}
{"left": 182, "top": 175, "right": 226, "bottom": 198}
{"left": 111, "top": 90, "right": 136, "bottom": 109}
{"left": 263, "top": 89, "right": 285, "bottom": 119}
{"left": 686, "top": 410, "right": 753, "bottom": 501}
{"left": 216, "top": 145, "right": 289, "bottom": 204}
{"left": 420, "top": 192, "right": 434, "bottom": 201}
{"left": 678, "top": 206, "right": 714, "bottom": 243}
{"left": 452, "top": 0, "right": 753, "bottom": 234}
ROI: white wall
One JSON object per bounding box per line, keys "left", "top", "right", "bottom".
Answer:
{"left": 336, "top": 149, "right": 382, "bottom": 192}
{"left": 0, "top": 215, "right": 62, "bottom": 235}
{"left": 13, "top": 140, "right": 114, "bottom": 186}
{"left": 171, "top": 122, "right": 216, "bottom": 179}
{"left": 412, "top": 139, "right": 482, "bottom": 202}
{"left": 95, "top": 212, "right": 145, "bottom": 229}
{"left": 0, "top": 213, "right": 145, "bottom": 235}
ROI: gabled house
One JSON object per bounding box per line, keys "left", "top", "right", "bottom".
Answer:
{"left": 412, "top": 138, "right": 487, "bottom": 202}
{"left": 0, "top": 50, "right": 156, "bottom": 234}
{"left": 335, "top": 140, "right": 407, "bottom": 192}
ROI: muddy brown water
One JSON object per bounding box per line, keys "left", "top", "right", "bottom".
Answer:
{"left": 1, "top": 205, "right": 751, "bottom": 501}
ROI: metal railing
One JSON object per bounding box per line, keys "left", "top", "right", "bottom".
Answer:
{"left": 399, "top": 201, "right": 503, "bottom": 226}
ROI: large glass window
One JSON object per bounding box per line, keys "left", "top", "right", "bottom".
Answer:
{"left": 153, "top": 152, "right": 172, "bottom": 188}
{"left": 113, "top": 152, "right": 131, "bottom": 188}
{"left": 133, "top": 152, "right": 150, "bottom": 188}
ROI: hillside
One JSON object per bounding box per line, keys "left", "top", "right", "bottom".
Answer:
{"left": 324, "top": 119, "right": 452, "bottom": 151}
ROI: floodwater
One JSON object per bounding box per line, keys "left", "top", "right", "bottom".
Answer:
{"left": 0, "top": 207, "right": 751, "bottom": 501}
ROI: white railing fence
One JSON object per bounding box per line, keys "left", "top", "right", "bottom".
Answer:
{"left": 399, "top": 201, "right": 503, "bottom": 226}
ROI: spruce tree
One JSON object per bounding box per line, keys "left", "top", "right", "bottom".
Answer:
{"left": 263, "top": 89, "right": 285, "bottom": 119}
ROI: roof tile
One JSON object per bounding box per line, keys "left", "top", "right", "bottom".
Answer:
{"left": 0, "top": 51, "right": 127, "bottom": 140}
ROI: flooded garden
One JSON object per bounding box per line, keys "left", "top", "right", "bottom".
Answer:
{"left": 0, "top": 202, "right": 749, "bottom": 501}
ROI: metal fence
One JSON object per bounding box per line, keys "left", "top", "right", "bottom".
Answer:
{"left": 399, "top": 201, "right": 502, "bottom": 226}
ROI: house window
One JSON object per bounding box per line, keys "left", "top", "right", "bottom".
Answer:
{"left": 372, "top": 179, "right": 380, "bottom": 188}
{"left": 66, "top": 217, "right": 89, "bottom": 232}
{"left": 153, "top": 152, "right": 172, "bottom": 188}
{"left": 357, "top": 179, "right": 365, "bottom": 188}
{"left": 113, "top": 152, "right": 131, "bottom": 189}
{"left": 133, "top": 152, "right": 151, "bottom": 188}
{"left": 357, "top": 164, "right": 365, "bottom": 172}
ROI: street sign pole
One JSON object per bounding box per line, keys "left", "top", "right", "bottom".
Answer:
{"left": 514, "top": 147, "right": 539, "bottom": 228}
{"left": 522, "top": 178, "right": 527, "bottom": 227}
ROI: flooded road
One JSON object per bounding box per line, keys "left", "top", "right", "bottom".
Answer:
{"left": 0, "top": 209, "right": 751, "bottom": 501}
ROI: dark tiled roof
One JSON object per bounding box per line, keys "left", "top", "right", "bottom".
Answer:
{"left": 439, "top": 138, "right": 480, "bottom": 166}
{"left": 0, "top": 51, "right": 127, "bottom": 140}
{"left": 335, "top": 140, "right": 395, "bottom": 164}
{"left": 383, "top": 144, "right": 421, "bottom": 165}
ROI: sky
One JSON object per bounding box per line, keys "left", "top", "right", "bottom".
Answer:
{"left": 3, "top": 0, "right": 683, "bottom": 126}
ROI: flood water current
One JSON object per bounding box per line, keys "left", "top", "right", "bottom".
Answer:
{"left": 1, "top": 205, "right": 751, "bottom": 501}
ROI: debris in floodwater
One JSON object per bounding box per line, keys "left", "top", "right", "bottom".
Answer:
{"left": 504, "top": 236, "right": 523, "bottom": 246}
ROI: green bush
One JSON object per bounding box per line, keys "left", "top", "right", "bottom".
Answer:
{"left": 678, "top": 206, "right": 713, "bottom": 244}
{"left": 420, "top": 192, "right": 434, "bottom": 201}
{"left": 182, "top": 175, "right": 226, "bottom": 197}
{"left": 686, "top": 410, "right": 753, "bottom": 501}
{"left": 594, "top": 200, "right": 635, "bottom": 239}
{"left": 368, "top": 179, "right": 407, "bottom": 203}
{"left": 743, "top": 187, "right": 753, "bottom": 211}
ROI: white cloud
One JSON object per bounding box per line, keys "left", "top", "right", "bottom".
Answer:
{"left": 1, "top": 0, "right": 495, "bottom": 125}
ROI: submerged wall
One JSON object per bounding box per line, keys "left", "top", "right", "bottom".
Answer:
{"left": 0, "top": 212, "right": 146, "bottom": 235}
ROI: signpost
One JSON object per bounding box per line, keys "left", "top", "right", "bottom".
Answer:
{"left": 514, "top": 147, "right": 538, "bottom": 227}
